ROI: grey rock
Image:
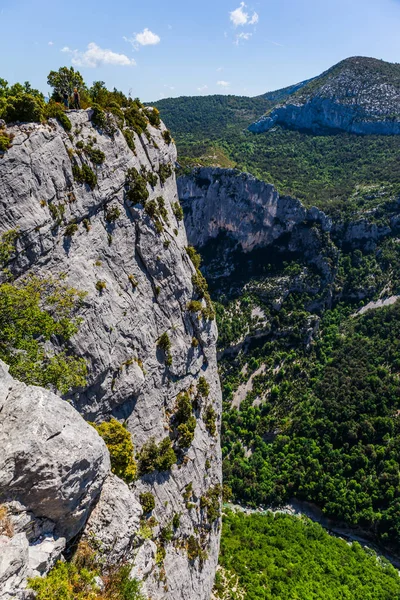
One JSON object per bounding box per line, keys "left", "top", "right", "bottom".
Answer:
{"left": 0, "top": 360, "right": 110, "bottom": 541}
{"left": 27, "top": 536, "right": 66, "bottom": 578}
{"left": 82, "top": 473, "right": 142, "bottom": 564}
{"left": 178, "top": 167, "right": 331, "bottom": 252}
{"left": 130, "top": 539, "right": 157, "bottom": 581}
{"left": 178, "top": 167, "right": 334, "bottom": 289}
{"left": 0, "top": 534, "right": 29, "bottom": 599}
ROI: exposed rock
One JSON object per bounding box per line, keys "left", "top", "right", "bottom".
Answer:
{"left": 82, "top": 473, "right": 142, "bottom": 564}
{"left": 28, "top": 536, "right": 66, "bottom": 579}
{"left": 0, "top": 534, "right": 30, "bottom": 600}
{"left": 0, "top": 360, "right": 110, "bottom": 541}
{"left": 130, "top": 540, "right": 157, "bottom": 582}
{"left": 178, "top": 167, "right": 331, "bottom": 251}
{"left": 178, "top": 167, "right": 335, "bottom": 294}
{"left": 249, "top": 56, "right": 400, "bottom": 135}
{"left": 0, "top": 110, "right": 222, "bottom": 599}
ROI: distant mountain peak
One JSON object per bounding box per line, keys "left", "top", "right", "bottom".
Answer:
{"left": 249, "top": 56, "right": 400, "bottom": 135}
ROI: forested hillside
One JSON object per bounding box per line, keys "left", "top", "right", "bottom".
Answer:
{"left": 216, "top": 511, "right": 400, "bottom": 600}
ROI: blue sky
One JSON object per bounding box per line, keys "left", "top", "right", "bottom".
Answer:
{"left": 1, "top": 0, "right": 400, "bottom": 101}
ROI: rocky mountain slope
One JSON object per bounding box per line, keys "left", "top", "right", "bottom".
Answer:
{"left": 0, "top": 110, "right": 222, "bottom": 598}
{"left": 249, "top": 56, "right": 400, "bottom": 135}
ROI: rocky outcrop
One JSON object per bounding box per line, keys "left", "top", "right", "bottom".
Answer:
{"left": 0, "top": 359, "right": 110, "bottom": 597}
{"left": 83, "top": 473, "right": 142, "bottom": 565}
{"left": 0, "top": 360, "right": 110, "bottom": 540}
{"left": 0, "top": 111, "right": 222, "bottom": 599}
{"left": 249, "top": 56, "right": 400, "bottom": 135}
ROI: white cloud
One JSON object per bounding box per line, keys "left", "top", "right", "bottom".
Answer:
{"left": 197, "top": 85, "right": 208, "bottom": 92}
{"left": 216, "top": 66, "right": 223, "bottom": 72}
{"left": 229, "top": 2, "right": 259, "bottom": 27}
{"left": 249, "top": 12, "right": 259, "bottom": 25}
{"left": 62, "top": 42, "right": 136, "bottom": 67}
{"left": 235, "top": 32, "right": 252, "bottom": 45}
{"left": 217, "top": 80, "right": 230, "bottom": 87}
{"left": 126, "top": 28, "right": 161, "bottom": 48}
{"left": 48, "top": 41, "right": 54, "bottom": 46}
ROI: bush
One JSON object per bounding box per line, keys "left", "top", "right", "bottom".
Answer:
{"left": 125, "top": 105, "right": 148, "bottom": 136}
{"left": 123, "top": 128, "right": 136, "bottom": 153}
{"left": 28, "top": 561, "right": 95, "bottom": 600}
{"left": 44, "top": 101, "right": 72, "bottom": 131}
{"left": 90, "top": 104, "right": 117, "bottom": 137}
{"left": 0, "top": 133, "right": 11, "bottom": 151}
{"left": 159, "top": 163, "right": 173, "bottom": 184}
{"left": 171, "top": 201, "right": 183, "bottom": 222}
{"left": 0, "top": 274, "right": 87, "bottom": 394}
{"left": 95, "top": 280, "right": 107, "bottom": 293}
{"left": 72, "top": 162, "right": 97, "bottom": 189}
{"left": 139, "top": 491, "right": 155, "bottom": 514}
{"left": 2, "top": 93, "right": 45, "bottom": 123}
{"left": 93, "top": 419, "right": 137, "bottom": 484}
{"left": 172, "top": 513, "right": 181, "bottom": 529}
{"left": 146, "top": 107, "right": 161, "bottom": 128}
{"left": 138, "top": 437, "right": 177, "bottom": 475}
{"left": 200, "top": 485, "right": 222, "bottom": 523}
{"left": 83, "top": 144, "right": 105, "bottom": 165}
{"left": 186, "top": 246, "right": 202, "bottom": 269}
{"left": 157, "top": 332, "right": 172, "bottom": 366}
{"left": 197, "top": 376, "right": 210, "bottom": 397}
{"left": 28, "top": 559, "right": 145, "bottom": 600}
{"left": 125, "top": 167, "right": 149, "bottom": 205}
{"left": 204, "top": 405, "right": 217, "bottom": 437}
{"left": 162, "top": 130, "right": 172, "bottom": 145}
{"left": 105, "top": 205, "right": 121, "bottom": 223}
{"left": 64, "top": 222, "right": 78, "bottom": 237}
{"left": 187, "top": 300, "right": 203, "bottom": 313}
{"left": 177, "top": 416, "right": 197, "bottom": 448}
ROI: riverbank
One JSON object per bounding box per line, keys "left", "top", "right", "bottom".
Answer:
{"left": 225, "top": 501, "right": 400, "bottom": 571}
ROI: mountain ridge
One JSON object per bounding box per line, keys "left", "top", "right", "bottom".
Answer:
{"left": 249, "top": 56, "right": 400, "bottom": 135}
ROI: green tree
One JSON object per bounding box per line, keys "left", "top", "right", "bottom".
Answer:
{"left": 47, "top": 67, "right": 86, "bottom": 101}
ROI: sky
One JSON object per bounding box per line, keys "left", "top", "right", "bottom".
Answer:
{"left": 1, "top": 0, "right": 400, "bottom": 101}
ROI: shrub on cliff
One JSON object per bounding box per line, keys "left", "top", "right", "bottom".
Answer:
{"left": 1, "top": 92, "right": 45, "bottom": 124}
{"left": 44, "top": 101, "right": 72, "bottom": 131}
{"left": 139, "top": 492, "right": 155, "bottom": 514}
{"left": 0, "top": 252, "right": 87, "bottom": 394}
{"left": 28, "top": 560, "right": 145, "bottom": 600}
{"left": 138, "top": 437, "right": 177, "bottom": 475}
{"left": 125, "top": 167, "right": 149, "bottom": 205}
{"left": 92, "top": 418, "right": 137, "bottom": 484}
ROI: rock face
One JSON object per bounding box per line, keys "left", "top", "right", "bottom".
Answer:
{"left": 178, "top": 167, "right": 331, "bottom": 251}
{"left": 0, "top": 359, "right": 110, "bottom": 597}
{"left": 0, "top": 111, "right": 222, "bottom": 599}
{"left": 249, "top": 56, "right": 400, "bottom": 135}
{"left": 0, "top": 361, "right": 110, "bottom": 540}
{"left": 178, "top": 167, "right": 334, "bottom": 290}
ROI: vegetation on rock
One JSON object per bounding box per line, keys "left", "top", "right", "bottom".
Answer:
{"left": 93, "top": 419, "right": 137, "bottom": 484}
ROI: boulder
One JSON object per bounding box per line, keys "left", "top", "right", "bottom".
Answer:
{"left": 0, "top": 360, "right": 110, "bottom": 540}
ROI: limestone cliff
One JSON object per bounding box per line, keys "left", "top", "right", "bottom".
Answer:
{"left": 178, "top": 167, "right": 335, "bottom": 292}
{"left": 0, "top": 110, "right": 222, "bottom": 599}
